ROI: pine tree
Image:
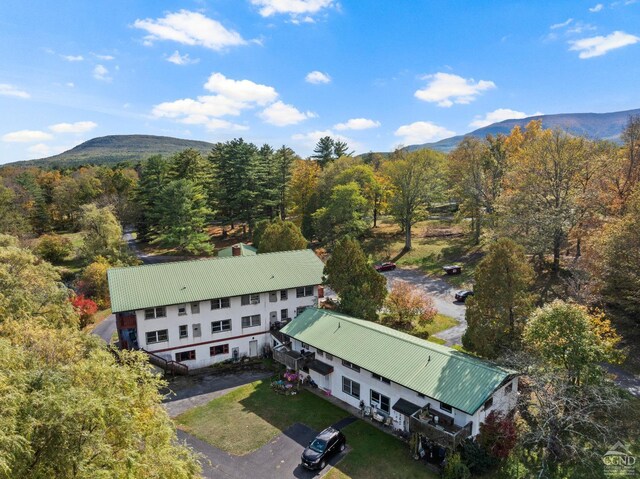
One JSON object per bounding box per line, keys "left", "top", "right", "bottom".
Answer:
{"left": 312, "top": 136, "right": 335, "bottom": 168}
{"left": 135, "top": 155, "right": 170, "bottom": 241}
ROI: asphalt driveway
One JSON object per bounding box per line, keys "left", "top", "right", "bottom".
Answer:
{"left": 180, "top": 422, "right": 349, "bottom": 479}
{"left": 380, "top": 267, "right": 467, "bottom": 346}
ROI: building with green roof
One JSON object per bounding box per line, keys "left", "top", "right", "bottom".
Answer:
{"left": 274, "top": 308, "right": 518, "bottom": 445}
{"left": 107, "top": 249, "right": 324, "bottom": 370}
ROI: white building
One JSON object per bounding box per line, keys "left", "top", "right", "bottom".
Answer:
{"left": 273, "top": 308, "right": 518, "bottom": 447}
{"left": 107, "top": 249, "right": 324, "bottom": 370}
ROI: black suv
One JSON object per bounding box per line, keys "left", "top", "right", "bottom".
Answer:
{"left": 454, "top": 290, "right": 474, "bottom": 302}
{"left": 301, "top": 427, "right": 346, "bottom": 470}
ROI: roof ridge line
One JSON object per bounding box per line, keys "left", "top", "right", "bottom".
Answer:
{"left": 108, "top": 248, "right": 315, "bottom": 272}
{"left": 316, "top": 308, "right": 509, "bottom": 374}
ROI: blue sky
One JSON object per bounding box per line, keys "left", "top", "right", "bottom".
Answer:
{"left": 1, "top": 0, "right": 639, "bottom": 164}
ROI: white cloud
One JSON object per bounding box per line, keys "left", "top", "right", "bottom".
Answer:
{"left": 305, "top": 70, "right": 331, "bottom": 84}
{"left": 0, "top": 83, "right": 30, "bottom": 99}
{"left": 28, "top": 143, "right": 53, "bottom": 156}
{"left": 93, "top": 64, "right": 110, "bottom": 81}
{"left": 334, "top": 118, "right": 380, "bottom": 131}
{"left": 133, "top": 10, "right": 246, "bottom": 51}
{"left": 2, "top": 130, "right": 53, "bottom": 143}
{"left": 49, "top": 121, "right": 98, "bottom": 134}
{"left": 259, "top": 101, "right": 315, "bottom": 126}
{"left": 153, "top": 95, "right": 250, "bottom": 122}
{"left": 415, "top": 73, "right": 496, "bottom": 107}
{"left": 550, "top": 18, "right": 573, "bottom": 29}
{"left": 62, "top": 54, "right": 84, "bottom": 62}
{"left": 589, "top": 3, "right": 604, "bottom": 12}
{"left": 394, "top": 121, "right": 455, "bottom": 145}
{"left": 93, "top": 53, "right": 115, "bottom": 60}
{"left": 166, "top": 50, "right": 199, "bottom": 65}
{"left": 569, "top": 31, "right": 640, "bottom": 58}
{"left": 66, "top": 82, "right": 75, "bottom": 88}
{"left": 204, "top": 72, "right": 277, "bottom": 105}
{"left": 205, "top": 119, "right": 249, "bottom": 131}
{"left": 469, "top": 108, "right": 544, "bottom": 128}
{"left": 251, "top": 0, "right": 334, "bottom": 18}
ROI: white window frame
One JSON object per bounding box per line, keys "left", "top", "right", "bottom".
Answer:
{"left": 241, "top": 314, "right": 261, "bottom": 328}
{"left": 146, "top": 329, "right": 168, "bottom": 344}
{"left": 211, "top": 319, "right": 232, "bottom": 333}
{"left": 179, "top": 324, "right": 188, "bottom": 339}
{"left": 211, "top": 297, "right": 230, "bottom": 309}
{"left": 342, "top": 376, "right": 360, "bottom": 399}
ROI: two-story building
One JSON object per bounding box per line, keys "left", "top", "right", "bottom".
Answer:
{"left": 273, "top": 308, "right": 517, "bottom": 447}
{"left": 107, "top": 249, "right": 324, "bottom": 370}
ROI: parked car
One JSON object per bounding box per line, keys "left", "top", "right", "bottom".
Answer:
{"left": 301, "top": 427, "right": 346, "bottom": 470}
{"left": 374, "top": 262, "right": 396, "bottom": 272}
{"left": 454, "top": 290, "right": 474, "bottom": 302}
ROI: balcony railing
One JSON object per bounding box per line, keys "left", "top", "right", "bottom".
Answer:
{"left": 273, "top": 344, "right": 315, "bottom": 371}
{"left": 409, "top": 407, "right": 472, "bottom": 449}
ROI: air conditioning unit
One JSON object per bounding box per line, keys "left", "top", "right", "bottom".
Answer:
{"left": 251, "top": 298, "right": 259, "bottom": 304}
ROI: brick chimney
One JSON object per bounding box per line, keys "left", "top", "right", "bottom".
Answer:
{"left": 232, "top": 244, "right": 241, "bottom": 256}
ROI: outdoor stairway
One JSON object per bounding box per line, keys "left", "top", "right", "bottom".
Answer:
{"left": 141, "top": 349, "right": 189, "bottom": 376}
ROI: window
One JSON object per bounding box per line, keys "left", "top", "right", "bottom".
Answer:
{"left": 296, "top": 285, "right": 314, "bottom": 298}
{"left": 316, "top": 348, "right": 324, "bottom": 357}
{"left": 241, "top": 314, "right": 261, "bottom": 328}
{"left": 211, "top": 297, "right": 230, "bottom": 309}
{"left": 342, "top": 359, "right": 360, "bottom": 372}
{"left": 505, "top": 382, "right": 513, "bottom": 394}
{"left": 281, "top": 309, "right": 289, "bottom": 320}
{"left": 179, "top": 325, "right": 188, "bottom": 339}
{"left": 210, "top": 344, "right": 230, "bottom": 356}
{"left": 191, "top": 302, "right": 200, "bottom": 314}
{"left": 370, "top": 390, "right": 391, "bottom": 414}
{"left": 301, "top": 342, "right": 308, "bottom": 349}
{"left": 177, "top": 304, "right": 187, "bottom": 316}
{"left": 484, "top": 397, "right": 493, "bottom": 410}
{"left": 325, "top": 353, "right": 334, "bottom": 361}
{"left": 145, "top": 329, "right": 168, "bottom": 344}
{"left": 280, "top": 289, "right": 288, "bottom": 300}
{"left": 342, "top": 377, "right": 360, "bottom": 399}
{"left": 439, "top": 402, "right": 453, "bottom": 413}
{"left": 372, "top": 373, "right": 391, "bottom": 384}
{"left": 296, "top": 306, "right": 308, "bottom": 316}
{"left": 144, "top": 306, "right": 166, "bottom": 320}
{"left": 175, "top": 350, "right": 195, "bottom": 361}
{"left": 241, "top": 294, "right": 260, "bottom": 305}
{"left": 211, "top": 319, "right": 232, "bottom": 333}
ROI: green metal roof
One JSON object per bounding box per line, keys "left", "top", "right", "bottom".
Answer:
{"left": 280, "top": 308, "right": 514, "bottom": 414}
{"left": 217, "top": 243, "right": 257, "bottom": 258}
{"left": 108, "top": 249, "right": 323, "bottom": 313}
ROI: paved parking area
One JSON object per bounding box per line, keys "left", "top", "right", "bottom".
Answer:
{"left": 180, "top": 422, "right": 349, "bottom": 479}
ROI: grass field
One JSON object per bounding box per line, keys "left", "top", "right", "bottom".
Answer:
{"left": 176, "top": 380, "right": 437, "bottom": 479}
{"left": 363, "top": 217, "right": 482, "bottom": 288}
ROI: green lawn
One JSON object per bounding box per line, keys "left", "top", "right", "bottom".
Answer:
{"left": 412, "top": 313, "right": 458, "bottom": 339}
{"left": 175, "top": 380, "right": 437, "bottom": 478}
{"left": 363, "top": 217, "right": 482, "bottom": 288}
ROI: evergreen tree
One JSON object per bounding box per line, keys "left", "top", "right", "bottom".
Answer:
{"left": 274, "top": 145, "right": 296, "bottom": 219}
{"left": 258, "top": 219, "right": 307, "bottom": 253}
{"left": 152, "top": 179, "right": 213, "bottom": 254}
{"left": 333, "top": 140, "right": 352, "bottom": 158}
{"left": 462, "top": 238, "right": 534, "bottom": 358}
{"left": 324, "top": 237, "right": 387, "bottom": 321}
{"left": 135, "top": 155, "right": 170, "bottom": 240}
{"left": 312, "top": 136, "right": 335, "bottom": 168}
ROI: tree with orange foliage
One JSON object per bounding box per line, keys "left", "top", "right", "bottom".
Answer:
{"left": 383, "top": 281, "right": 437, "bottom": 331}
{"left": 71, "top": 294, "right": 98, "bottom": 329}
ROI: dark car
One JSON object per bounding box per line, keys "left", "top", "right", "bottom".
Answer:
{"left": 454, "top": 290, "right": 474, "bottom": 302}
{"left": 301, "top": 427, "right": 346, "bottom": 470}
{"left": 374, "top": 262, "right": 396, "bottom": 272}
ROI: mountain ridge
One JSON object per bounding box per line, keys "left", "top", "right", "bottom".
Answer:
{"left": 407, "top": 108, "right": 640, "bottom": 153}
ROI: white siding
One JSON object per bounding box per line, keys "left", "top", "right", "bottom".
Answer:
{"left": 135, "top": 286, "right": 318, "bottom": 369}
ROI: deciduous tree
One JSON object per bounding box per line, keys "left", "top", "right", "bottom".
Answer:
{"left": 462, "top": 238, "right": 534, "bottom": 358}
{"left": 312, "top": 182, "right": 369, "bottom": 243}
{"left": 383, "top": 149, "right": 445, "bottom": 251}
{"left": 35, "top": 234, "right": 74, "bottom": 263}
{"left": 79, "top": 203, "right": 128, "bottom": 263}
{"left": 383, "top": 281, "right": 436, "bottom": 331}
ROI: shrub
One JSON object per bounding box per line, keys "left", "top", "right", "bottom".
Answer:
{"left": 36, "top": 234, "right": 74, "bottom": 262}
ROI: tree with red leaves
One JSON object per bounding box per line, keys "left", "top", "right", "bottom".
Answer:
{"left": 478, "top": 410, "right": 518, "bottom": 460}
{"left": 72, "top": 294, "right": 98, "bottom": 329}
